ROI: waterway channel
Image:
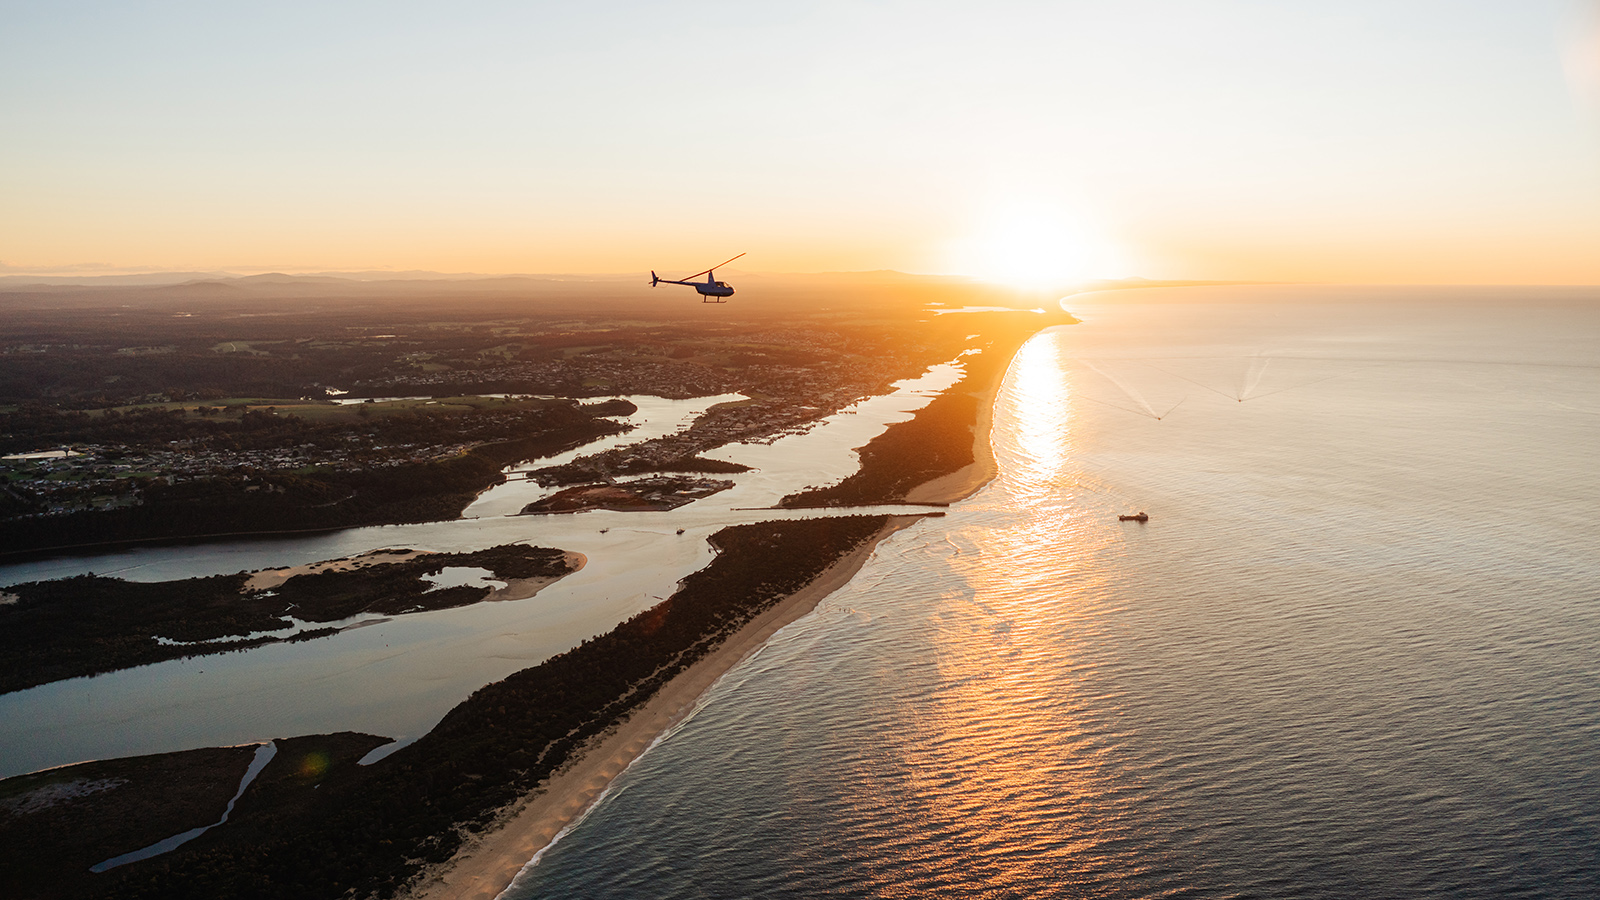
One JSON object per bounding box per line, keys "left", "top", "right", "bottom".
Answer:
{"left": 0, "top": 364, "right": 965, "bottom": 777}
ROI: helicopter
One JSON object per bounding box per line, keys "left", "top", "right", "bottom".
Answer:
{"left": 650, "top": 253, "right": 745, "bottom": 302}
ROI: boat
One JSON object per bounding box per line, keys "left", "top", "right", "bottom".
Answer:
{"left": 1118, "top": 512, "right": 1149, "bottom": 523}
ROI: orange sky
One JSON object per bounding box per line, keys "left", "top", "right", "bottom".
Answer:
{"left": 3, "top": 2, "right": 1598, "bottom": 285}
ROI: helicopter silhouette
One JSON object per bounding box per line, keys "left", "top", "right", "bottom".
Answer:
{"left": 650, "top": 253, "right": 745, "bottom": 302}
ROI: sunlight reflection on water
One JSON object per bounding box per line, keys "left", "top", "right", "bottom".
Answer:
{"left": 510, "top": 287, "right": 1600, "bottom": 900}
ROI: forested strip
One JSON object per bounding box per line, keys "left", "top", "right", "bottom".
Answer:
{"left": 0, "top": 544, "right": 571, "bottom": 695}
{"left": 92, "top": 516, "right": 891, "bottom": 900}
{"left": 777, "top": 328, "right": 1027, "bottom": 508}
{"left": 780, "top": 371, "right": 983, "bottom": 507}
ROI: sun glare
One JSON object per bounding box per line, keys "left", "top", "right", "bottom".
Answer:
{"left": 951, "top": 202, "right": 1130, "bottom": 289}
{"left": 1562, "top": 1, "right": 1600, "bottom": 114}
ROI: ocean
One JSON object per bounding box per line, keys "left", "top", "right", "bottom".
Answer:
{"left": 505, "top": 285, "right": 1600, "bottom": 899}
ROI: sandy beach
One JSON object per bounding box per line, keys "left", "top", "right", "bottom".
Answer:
{"left": 903, "top": 352, "right": 1005, "bottom": 505}
{"left": 485, "top": 552, "right": 587, "bottom": 602}
{"left": 407, "top": 514, "right": 927, "bottom": 900}
{"left": 406, "top": 364, "right": 1011, "bottom": 900}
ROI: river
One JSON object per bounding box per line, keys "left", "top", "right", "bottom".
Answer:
{"left": 0, "top": 365, "right": 963, "bottom": 777}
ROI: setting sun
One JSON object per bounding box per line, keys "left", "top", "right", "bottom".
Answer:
{"left": 949, "top": 201, "right": 1130, "bottom": 288}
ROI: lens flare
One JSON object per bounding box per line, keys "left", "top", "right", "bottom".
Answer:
{"left": 1563, "top": 0, "right": 1600, "bottom": 116}
{"left": 297, "top": 751, "right": 330, "bottom": 780}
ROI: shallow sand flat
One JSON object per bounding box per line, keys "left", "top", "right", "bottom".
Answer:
{"left": 406, "top": 515, "right": 927, "bottom": 900}
{"left": 483, "top": 552, "right": 587, "bottom": 602}
{"left": 241, "top": 548, "right": 429, "bottom": 592}
{"left": 241, "top": 549, "right": 585, "bottom": 598}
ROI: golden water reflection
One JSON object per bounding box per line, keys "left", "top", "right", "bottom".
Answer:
{"left": 883, "top": 328, "right": 1138, "bottom": 888}
{"left": 997, "top": 332, "right": 1076, "bottom": 502}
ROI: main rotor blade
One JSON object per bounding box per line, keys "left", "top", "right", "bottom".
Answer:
{"left": 684, "top": 252, "right": 745, "bottom": 280}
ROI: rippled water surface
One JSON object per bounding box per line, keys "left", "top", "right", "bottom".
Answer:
{"left": 510, "top": 287, "right": 1600, "bottom": 899}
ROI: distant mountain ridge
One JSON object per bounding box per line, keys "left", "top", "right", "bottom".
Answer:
{"left": 0, "top": 268, "right": 1058, "bottom": 290}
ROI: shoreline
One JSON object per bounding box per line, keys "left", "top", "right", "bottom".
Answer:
{"left": 902, "top": 343, "right": 1008, "bottom": 505}
{"left": 485, "top": 552, "right": 587, "bottom": 602}
{"left": 407, "top": 515, "right": 927, "bottom": 900}
{"left": 407, "top": 355, "right": 1015, "bottom": 900}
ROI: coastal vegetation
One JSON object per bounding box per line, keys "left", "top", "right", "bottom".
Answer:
{"left": 519, "top": 475, "right": 734, "bottom": 513}
{"left": 0, "top": 543, "right": 574, "bottom": 695}
{"left": 0, "top": 516, "right": 897, "bottom": 900}
{"left": 780, "top": 378, "right": 979, "bottom": 506}
{"left": 0, "top": 745, "right": 261, "bottom": 900}
{"left": 780, "top": 321, "right": 1042, "bottom": 507}
{"left": 0, "top": 734, "right": 391, "bottom": 900}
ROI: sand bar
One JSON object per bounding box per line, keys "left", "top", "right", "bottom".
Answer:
{"left": 241, "top": 549, "right": 584, "bottom": 599}
{"left": 241, "top": 549, "right": 428, "bottom": 592}
{"left": 485, "top": 552, "right": 586, "bottom": 602}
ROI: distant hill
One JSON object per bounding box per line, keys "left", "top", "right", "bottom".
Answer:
{"left": 0, "top": 272, "right": 228, "bottom": 288}
{"left": 0, "top": 268, "right": 1012, "bottom": 291}
{"left": 0, "top": 270, "right": 1262, "bottom": 321}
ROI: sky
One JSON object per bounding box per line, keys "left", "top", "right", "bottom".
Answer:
{"left": 2, "top": 0, "right": 1598, "bottom": 285}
